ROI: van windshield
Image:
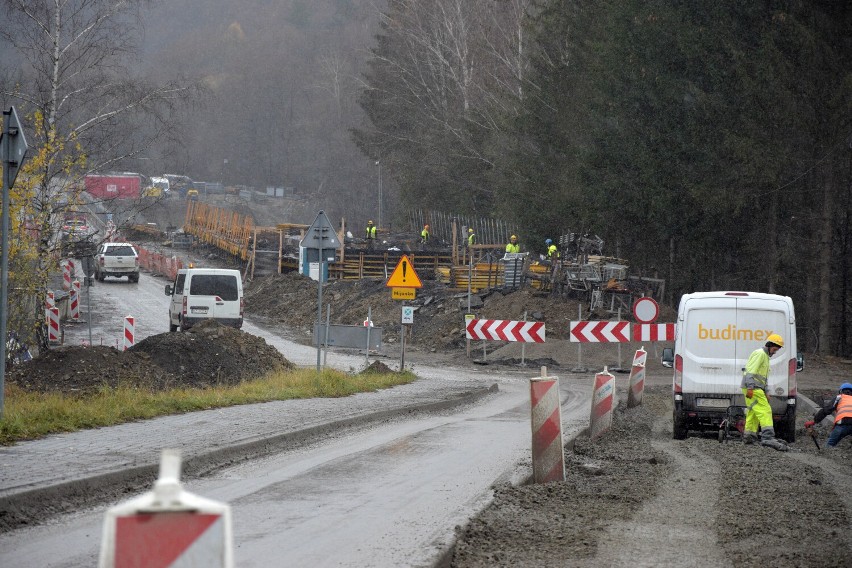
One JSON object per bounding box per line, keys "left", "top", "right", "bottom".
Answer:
{"left": 189, "top": 275, "right": 239, "bottom": 300}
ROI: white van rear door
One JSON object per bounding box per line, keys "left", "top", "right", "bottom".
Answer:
{"left": 188, "top": 273, "right": 240, "bottom": 319}
{"left": 735, "top": 296, "right": 790, "bottom": 392}
{"left": 681, "top": 297, "right": 737, "bottom": 394}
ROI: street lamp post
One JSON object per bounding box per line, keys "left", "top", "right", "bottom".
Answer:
{"left": 375, "top": 160, "right": 382, "bottom": 229}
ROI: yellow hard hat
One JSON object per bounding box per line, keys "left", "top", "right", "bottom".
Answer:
{"left": 468, "top": 228, "right": 474, "bottom": 233}
{"left": 766, "top": 333, "right": 784, "bottom": 348}
{"left": 510, "top": 235, "right": 517, "bottom": 241}
{"left": 368, "top": 220, "right": 373, "bottom": 224}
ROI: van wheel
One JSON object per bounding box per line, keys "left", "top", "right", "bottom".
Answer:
{"left": 673, "top": 408, "right": 688, "bottom": 440}
{"left": 776, "top": 415, "right": 796, "bottom": 443}
{"left": 169, "top": 323, "right": 178, "bottom": 332}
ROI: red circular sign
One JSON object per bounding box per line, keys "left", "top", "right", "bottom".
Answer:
{"left": 633, "top": 297, "right": 659, "bottom": 324}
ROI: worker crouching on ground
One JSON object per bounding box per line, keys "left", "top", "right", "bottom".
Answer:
{"left": 805, "top": 382, "right": 852, "bottom": 448}
{"left": 741, "top": 333, "right": 788, "bottom": 451}
{"left": 506, "top": 235, "right": 520, "bottom": 253}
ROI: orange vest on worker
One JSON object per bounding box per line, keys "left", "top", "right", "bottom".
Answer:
{"left": 835, "top": 393, "right": 852, "bottom": 423}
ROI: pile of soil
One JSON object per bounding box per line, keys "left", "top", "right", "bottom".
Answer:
{"left": 8, "top": 320, "right": 293, "bottom": 394}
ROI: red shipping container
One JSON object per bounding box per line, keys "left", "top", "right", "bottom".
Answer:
{"left": 84, "top": 174, "right": 142, "bottom": 199}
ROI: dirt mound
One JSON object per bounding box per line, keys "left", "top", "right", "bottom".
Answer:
{"left": 8, "top": 346, "right": 173, "bottom": 394}
{"left": 360, "top": 360, "right": 394, "bottom": 374}
{"left": 129, "top": 319, "right": 295, "bottom": 388}
{"left": 9, "top": 320, "right": 294, "bottom": 394}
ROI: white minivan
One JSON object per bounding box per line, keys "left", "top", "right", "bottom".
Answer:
{"left": 672, "top": 291, "right": 799, "bottom": 442}
{"left": 165, "top": 268, "right": 244, "bottom": 331}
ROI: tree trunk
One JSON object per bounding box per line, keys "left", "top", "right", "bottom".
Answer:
{"left": 818, "top": 161, "right": 834, "bottom": 354}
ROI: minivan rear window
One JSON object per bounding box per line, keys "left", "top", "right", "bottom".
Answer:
{"left": 189, "top": 275, "right": 239, "bottom": 300}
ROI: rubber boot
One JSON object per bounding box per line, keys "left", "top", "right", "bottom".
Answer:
{"left": 759, "top": 428, "right": 788, "bottom": 451}
{"left": 743, "top": 431, "right": 758, "bottom": 445}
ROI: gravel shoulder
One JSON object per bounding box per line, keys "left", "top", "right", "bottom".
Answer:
{"left": 450, "top": 384, "right": 852, "bottom": 568}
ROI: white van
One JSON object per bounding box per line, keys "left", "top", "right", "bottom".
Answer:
{"left": 165, "top": 268, "right": 244, "bottom": 331}
{"left": 672, "top": 291, "right": 798, "bottom": 442}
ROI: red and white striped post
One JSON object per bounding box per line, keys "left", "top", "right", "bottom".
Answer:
{"left": 530, "top": 366, "right": 565, "bottom": 483}
{"left": 45, "top": 291, "right": 55, "bottom": 324}
{"left": 70, "top": 280, "right": 81, "bottom": 321}
{"left": 47, "top": 307, "right": 61, "bottom": 343}
{"left": 62, "top": 261, "right": 72, "bottom": 290}
{"left": 590, "top": 367, "right": 615, "bottom": 440}
{"left": 123, "top": 315, "right": 135, "bottom": 351}
{"left": 627, "top": 347, "right": 647, "bottom": 408}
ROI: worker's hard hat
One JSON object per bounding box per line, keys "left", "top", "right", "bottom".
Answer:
{"left": 424, "top": 224, "right": 430, "bottom": 229}
{"left": 510, "top": 235, "right": 517, "bottom": 241}
{"left": 368, "top": 220, "right": 373, "bottom": 224}
{"left": 545, "top": 239, "right": 553, "bottom": 245}
{"left": 468, "top": 228, "right": 474, "bottom": 233}
{"left": 766, "top": 333, "right": 784, "bottom": 348}
{"left": 840, "top": 383, "right": 852, "bottom": 392}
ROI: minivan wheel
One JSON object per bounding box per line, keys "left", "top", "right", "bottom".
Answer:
{"left": 169, "top": 322, "right": 178, "bottom": 332}
{"left": 673, "top": 408, "right": 688, "bottom": 440}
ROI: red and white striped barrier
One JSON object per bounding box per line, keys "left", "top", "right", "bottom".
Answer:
{"left": 99, "top": 449, "right": 234, "bottom": 568}
{"left": 47, "top": 307, "right": 60, "bottom": 343}
{"left": 633, "top": 323, "right": 675, "bottom": 342}
{"left": 123, "top": 315, "right": 135, "bottom": 351}
{"left": 529, "top": 368, "right": 564, "bottom": 483}
{"left": 45, "top": 290, "right": 55, "bottom": 309}
{"left": 570, "top": 321, "right": 630, "bottom": 342}
{"left": 69, "top": 287, "right": 80, "bottom": 321}
{"left": 590, "top": 368, "right": 615, "bottom": 440}
{"left": 627, "top": 347, "right": 647, "bottom": 408}
{"left": 62, "top": 261, "right": 72, "bottom": 290}
{"left": 466, "top": 319, "right": 545, "bottom": 343}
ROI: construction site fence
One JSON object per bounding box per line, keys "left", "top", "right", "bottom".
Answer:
{"left": 407, "top": 209, "right": 518, "bottom": 249}
{"left": 183, "top": 201, "right": 254, "bottom": 261}
{"left": 136, "top": 245, "right": 184, "bottom": 282}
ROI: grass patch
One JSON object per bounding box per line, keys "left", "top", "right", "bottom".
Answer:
{"left": 0, "top": 367, "right": 416, "bottom": 445}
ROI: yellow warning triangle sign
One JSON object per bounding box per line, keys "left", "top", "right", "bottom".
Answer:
{"left": 386, "top": 255, "right": 423, "bottom": 288}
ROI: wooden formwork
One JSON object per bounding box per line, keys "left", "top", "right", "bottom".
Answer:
{"left": 184, "top": 201, "right": 254, "bottom": 260}
{"left": 332, "top": 251, "right": 453, "bottom": 281}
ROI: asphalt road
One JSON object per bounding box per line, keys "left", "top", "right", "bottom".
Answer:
{"left": 0, "top": 270, "right": 595, "bottom": 567}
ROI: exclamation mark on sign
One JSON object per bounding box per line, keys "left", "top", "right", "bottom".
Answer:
{"left": 402, "top": 260, "right": 407, "bottom": 283}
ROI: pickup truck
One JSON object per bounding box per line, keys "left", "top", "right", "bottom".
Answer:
{"left": 95, "top": 242, "right": 140, "bottom": 283}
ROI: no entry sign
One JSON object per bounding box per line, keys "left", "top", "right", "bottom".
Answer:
{"left": 632, "top": 297, "right": 659, "bottom": 324}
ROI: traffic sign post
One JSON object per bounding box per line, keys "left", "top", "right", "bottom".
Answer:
{"left": 301, "top": 211, "right": 339, "bottom": 373}
{"left": 0, "top": 106, "right": 29, "bottom": 419}
{"left": 98, "top": 449, "right": 234, "bottom": 568}
{"left": 386, "top": 255, "right": 422, "bottom": 371}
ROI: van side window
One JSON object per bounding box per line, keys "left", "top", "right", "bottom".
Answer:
{"left": 174, "top": 273, "right": 186, "bottom": 295}
{"left": 189, "top": 275, "right": 238, "bottom": 300}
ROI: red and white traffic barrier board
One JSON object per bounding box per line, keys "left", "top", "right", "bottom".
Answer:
{"left": 47, "top": 307, "right": 60, "bottom": 343}
{"left": 590, "top": 368, "right": 615, "bottom": 440}
{"left": 627, "top": 347, "right": 647, "bottom": 408}
{"left": 99, "top": 449, "right": 234, "bottom": 568}
{"left": 466, "top": 319, "right": 545, "bottom": 343}
{"left": 123, "top": 316, "right": 135, "bottom": 351}
{"left": 633, "top": 323, "right": 675, "bottom": 342}
{"left": 529, "top": 370, "right": 564, "bottom": 483}
{"left": 569, "top": 321, "right": 630, "bottom": 343}
{"left": 45, "top": 290, "right": 55, "bottom": 309}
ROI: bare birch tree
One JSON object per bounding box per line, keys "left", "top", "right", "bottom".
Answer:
{"left": 0, "top": 0, "right": 198, "bottom": 350}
